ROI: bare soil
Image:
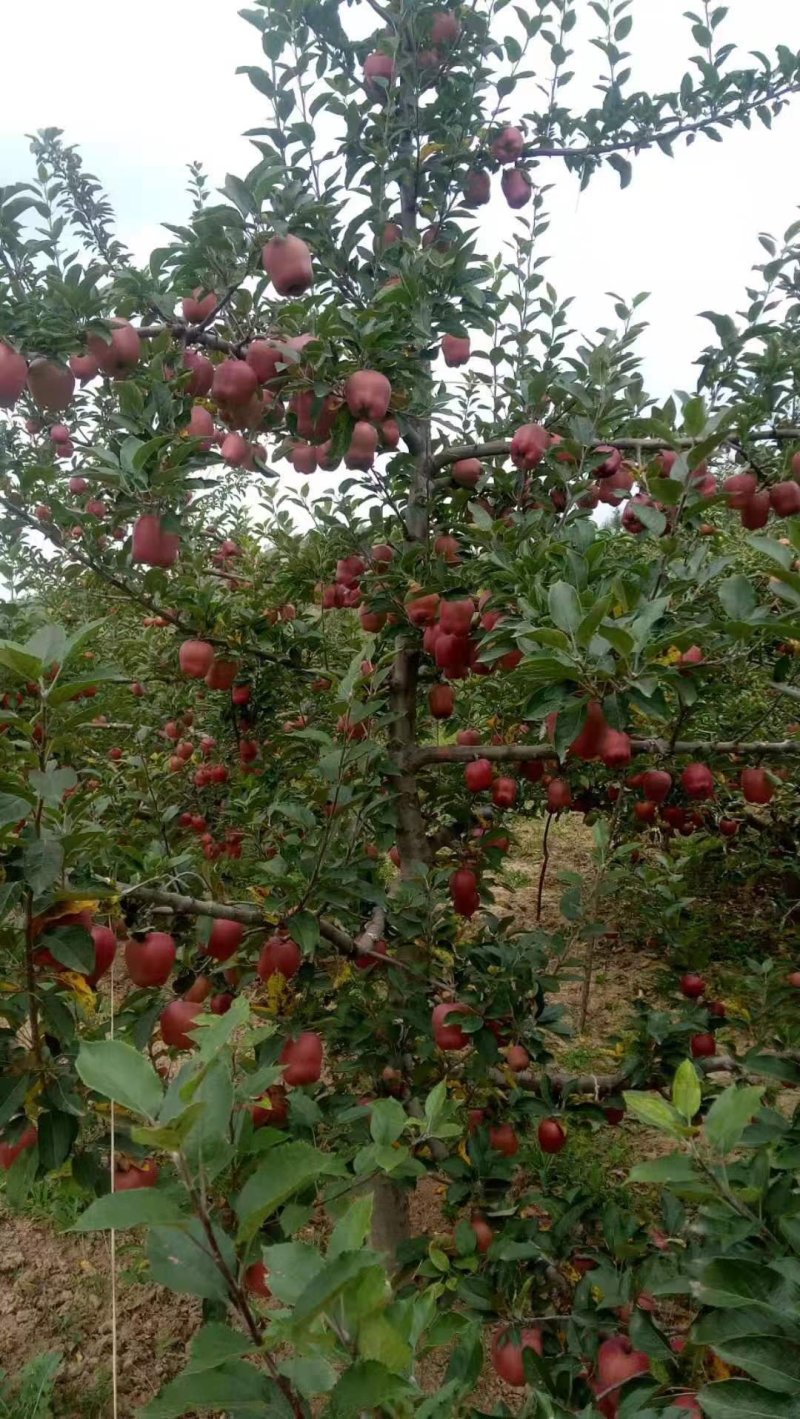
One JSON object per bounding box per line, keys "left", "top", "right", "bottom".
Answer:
{"left": 0, "top": 818, "right": 672, "bottom": 1417}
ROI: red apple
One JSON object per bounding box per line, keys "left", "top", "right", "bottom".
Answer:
{"left": 203, "top": 919, "right": 244, "bottom": 965}
{"left": 160, "top": 998, "right": 202, "bottom": 1049}
{"left": 344, "top": 370, "right": 392, "bottom": 420}
{"left": 179, "top": 639, "right": 215, "bottom": 679}
{"left": 279, "top": 1031, "right": 323, "bottom": 1085}
{"left": 27, "top": 357, "right": 75, "bottom": 412}
{"left": 261, "top": 234, "right": 314, "bottom": 297}
{"left": 257, "top": 935, "right": 302, "bottom": 982}
{"left": 182, "top": 289, "right": 217, "bottom": 324}
{"left": 432, "top": 1002, "right": 472, "bottom": 1051}
{"left": 491, "top": 1325, "right": 542, "bottom": 1387}
{"left": 537, "top": 1118, "right": 566, "bottom": 1154}
{"left": 125, "top": 932, "right": 176, "bottom": 987}
{"left": 488, "top": 1122, "right": 519, "bottom": 1156}
{"left": 0, "top": 343, "right": 28, "bottom": 408}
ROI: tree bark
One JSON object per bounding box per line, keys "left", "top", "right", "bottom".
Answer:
{"left": 365, "top": 1175, "right": 411, "bottom": 1268}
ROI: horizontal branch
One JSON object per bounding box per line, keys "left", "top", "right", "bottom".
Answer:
{"left": 122, "top": 883, "right": 385, "bottom": 960}
{"left": 411, "top": 738, "right": 800, "bottom": 768}
{"left": 770, "top": 682, "right": 800, "bottom": 704}
{"left": 493, "top": 1051, "right": 788, "bottom": 1099}
{"left": 432, "top": 429, "right": 800, "bottom": 471}
{"left": 524, "top": 82, "right": 800, "bottom": 164}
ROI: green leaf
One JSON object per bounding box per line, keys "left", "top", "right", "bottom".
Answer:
{"left": 29, "top": 766, "right": 77, "bottom": 806}
{"left": 672, "top": 1060, "right": 701, "bottom": 1123}
{"left": 705, "top": 1086, "right": 765, "bottom": 1154}
{"left": 23, "top": 834, "right": 64, "bottom": 896}
{"left": 629, "top": 1154, "right": 699, "bottom": 1184}
{"left": 358, "top": 1312, "right": 413, "bottom": 1376}
{"left": 370, "top": 1098, "right": 407, "bottom": 1146}
{"left": 38, "top": 1109, "right": 78, "bottom": 1170}
{"left": 140, "top": 1362, "right": 283, "bottom": 1419}
{"left": 0, "top": 792, "right": 33, "bottom": 828}
{"left": 0, "top": 640, "right": 43, "bottom": 681}
{"left": 147, "top": 1221, "right": 235, "bottom": 1301}
{"left": 693, "top": 1308, "right": 796, "bottom": 1347}
{"left": 695, "top": 1260, "right": 800, "bottom": 1314}
{"left": 24, "top": 624, "right": 66, "bottom": 666}
{"left": 329, "top": 1196, "right": 374, "bottom": 1259}
{"left": 548, "top": 580, "right": 582, "bottom": 635}
{"left": 622, "top": 1091, "right": 685, "bottom": 1135}
{"left": 683, "top": 395, "right": 707, "bottom": 437}
{"left": 262, "top": 1241, "right": 323, "bottom": 1303}
{"left": 696, "top": 1380, "right": 800, "bottom": 1418}
{"left": 0, "top": 1075, "right": 31, "bottom": 1131}
{"left": 719, "top": 575, "right": 757, "bottom": 620}
{"left": 711, "top": 1338, "right": 800, "bottom": 1394}
{"left": 76, "top": 1040, "right": 163, "bottom": 1119}
{"left": 278, "top": 1354, "right": 336, "bottom": 1398}
{"left": 222, "top": 173, "right": 257, "bottom": 217}
{"left": 74, "top": 1189, "right": 186, "bottom": 1231}
{"left": 43, "top": 924, "right": 94, "bottom": 972}
{"left": 182, "top": 1322, "right": 257, "bottom": 1373}
{"left": 325, "top": 1360, "right": 412, "bottom": 1416}
{"left": 287, "top": 910, "right": 319, "bottom": 953}
{"left": 628, "top": 1307, "right": 675, "bottom": 1363}
{"left": 608, "top": 152, "right": 632, "bottom": 188}
{"left": 236, "top": 1142, "right": 342, "bottom": 1241}
{"left": 292, "top": 1252, "right": 385, "bottom": 1325}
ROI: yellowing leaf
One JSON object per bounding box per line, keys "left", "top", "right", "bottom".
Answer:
{"left": 420, "top": 142, "right": 445, "bottom": 160}
{"left": 24, "top": 1079, "right": 43, "bottom": 1115}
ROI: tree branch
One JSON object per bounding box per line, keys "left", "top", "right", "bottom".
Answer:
{"left": 410, "top": 738, "right": 800, "bottom": 768}
{"left": 491, "top": 1052, "right": 794, "bottom": 1099}
{"left": 431, "top": 429, "right": 800, "bottom": 471}
{"left": 121, "top": 883, "right": 385, "bottom": 960}
{"left": 524, "top": 80, "right": 800, "bottom": 164}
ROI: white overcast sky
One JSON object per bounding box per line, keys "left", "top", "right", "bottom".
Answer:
{"left": 1, "top": 0, "right": 799, "bottom": 402}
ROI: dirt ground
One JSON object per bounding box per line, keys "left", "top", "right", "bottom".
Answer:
{"left": 0, "top": 817, "right": 667, "bottom": 1417}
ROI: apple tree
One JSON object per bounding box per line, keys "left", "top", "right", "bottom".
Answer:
{"left": 1, "top": 2, "right": 800, "bottom": 1414}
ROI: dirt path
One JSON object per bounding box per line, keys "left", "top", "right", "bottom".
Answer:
{"left": 0, "top": 816, "right": 664, "bottom": 1417}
